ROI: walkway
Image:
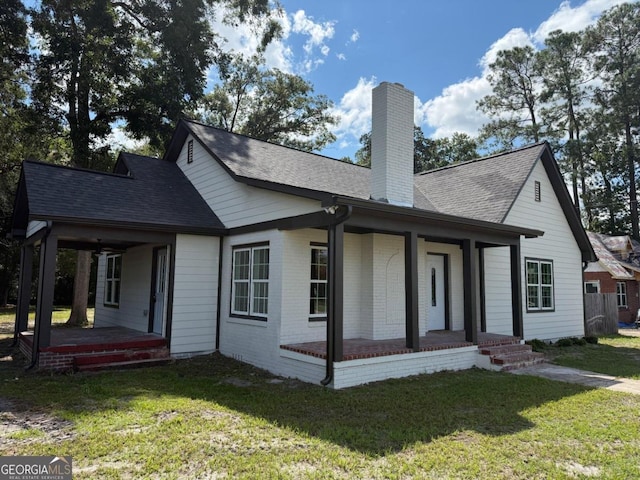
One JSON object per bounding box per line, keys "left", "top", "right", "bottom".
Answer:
{"left": 511, "top": 363, "right": 640, "bottom": 395}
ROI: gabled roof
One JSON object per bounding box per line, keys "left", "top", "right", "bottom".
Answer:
{"left": 587, "top": 232, "right": 634, "bottom": 280}
{"left": 414, "top": 143, "right": 544, "bottom": 223}
{"left": 601, "top": 235, "right": 633, "bottom": 254}
{"left": 12, "top": 155, "right": 224, "bottom": 236}
{"left": 166, "top": 120, "right": 594, "bottom": 261}
{"left": 165, "top": 119, "right": 436, "bottom": 210}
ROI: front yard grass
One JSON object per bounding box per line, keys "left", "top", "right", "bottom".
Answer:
{"left": 540, "top": 333, "right": 640, "bottom": 379}
{"left": 1, "top": 309, "right": 639, "bottom": 479}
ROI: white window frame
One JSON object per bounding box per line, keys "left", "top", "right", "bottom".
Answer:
{"left": 584, "top": 281, "right": 600, "bottom": 294}
{"left": 104, "top": 254, "right": 122, "bottom": 307}
{"left": 616, "top": 281, "right": 628, "bottom": 308}
{"left": 526, "top": 259, "right": 554, "bottom": 312}
{"left": 231, "top": 244, "right": 269, "bottom": 318}
{"left": 309, "top": 245, "right": 328, "bottom": 320}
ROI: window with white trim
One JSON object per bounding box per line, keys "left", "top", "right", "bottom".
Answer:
{"left": 104, "top": 254, "right": 122, "bottom": 307}
{"left": 231, "top": 244, "right": 269, "bottom": 318}
{"left": 616, "top": 282, "right": 627, "bottom": 308}
{"left": 526, "top": 259, "right": 554, "bottom": 311}
{"left": 584, "top": 281, "right": 600, "bottom": 294}
{"left": 310, "top": 246, "right": 327, "bottom": 319}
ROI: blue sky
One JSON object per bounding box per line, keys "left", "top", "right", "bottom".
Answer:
{"left": 112, "top": 0, "right": 632, "bottom": 159}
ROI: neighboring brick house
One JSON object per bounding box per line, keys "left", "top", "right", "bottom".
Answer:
{"left": 584, "top": 232, "right": 640, "bottom": 324}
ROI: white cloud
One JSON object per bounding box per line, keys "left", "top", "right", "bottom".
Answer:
{"left": 533, "top": 0, "right": 628, "bottom": 44}
{"left": 349, "top": 30, "right": 360, "bottom": 44}
{"left": 99, "top": 126, "right": 146, "bottom": 152}
{"left": 291, "top": 10, "right": 335, "bottom": 60}
{"left": 421, "top": 0, "right": 623, "bottom": 140}
{"left": 337, "top": 53, "right": 346, "bottom": 61}
{"left": 331, "top": 77, "right": 376, "bottom": 149}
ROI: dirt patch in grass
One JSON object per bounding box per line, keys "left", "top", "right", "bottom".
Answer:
{"left": 0, "top": 398, "right": 75, "bottom": 452}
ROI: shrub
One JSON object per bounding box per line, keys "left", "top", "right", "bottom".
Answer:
{"left": 526, "top": 339, "right": 547, "bottom": 352}
{"left": 555, "top": 338, "right": 574, "bottom": 347}
{"left": 584, "top": 336, "right": 598, "bottom": 345}
{"left": 572, "top": 337, "right": 587, "bottom": 346}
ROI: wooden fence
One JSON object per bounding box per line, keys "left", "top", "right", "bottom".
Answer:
{"left": 584, "top": 293, "right": 619, "bottom": 336}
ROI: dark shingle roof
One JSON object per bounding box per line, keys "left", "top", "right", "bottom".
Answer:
{"left": 182, "top": 120, "right": 546, "bottom": 219}
{"left": 19, "top": 155, "right": 224, "bottom": 234}
{"left": 184, "top": 121, "right": 437, "bottom": 209}
{"left": 414, "top": 143, "right": 545, "bottom": 223}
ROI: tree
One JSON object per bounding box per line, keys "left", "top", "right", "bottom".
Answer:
{"left": 30, "top": 0, "right": 275, "bottom": 324}
{"left": 538, "top": 30, "right": 592, "bottom": 219}
{"left": 354, "top": 126, "right": 478, "bottom": 173}
{"left": 478, "top": 45, "right": 544, "bottom": 151}
{"left": 584, "top": 2, "right": 640, "bottom": 239}
{"left": 196, "top": 54, "right": 337, "bottom": 151}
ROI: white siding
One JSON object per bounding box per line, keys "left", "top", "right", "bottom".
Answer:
{"left": 176, "top": 135, "right": 320, "bottom": 228}
{"left": 94, "top": 246, "right": 153, "bottom": 332}
{"left": 170, "top": 234, "right": 219, "bottom": 355}
{"left": 488, "top": 159, "right": 585, "bottom": 340}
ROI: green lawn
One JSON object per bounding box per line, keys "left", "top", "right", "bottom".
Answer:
{"left": 541, "top": 334, "right": 640, "bottom": 379}
{"left": 1, "top": 309, "right": 639, "bottom": 479}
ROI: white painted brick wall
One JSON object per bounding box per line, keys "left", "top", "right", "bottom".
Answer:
{"left": 371, "top": 82, "right": 414, "bottom": 207}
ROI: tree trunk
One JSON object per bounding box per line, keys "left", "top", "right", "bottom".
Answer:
{"left": 66, "top": 250, "right": 91, "bottom": 326}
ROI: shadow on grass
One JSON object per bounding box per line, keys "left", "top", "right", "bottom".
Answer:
{"left": 0, "top": 347, "right": 593, "bottom": 455}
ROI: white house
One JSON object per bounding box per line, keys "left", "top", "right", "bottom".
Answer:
{"left": 11, "top": 82, "right": 595, "bottom": 388}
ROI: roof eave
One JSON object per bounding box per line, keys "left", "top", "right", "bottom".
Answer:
{"left": 326, "top": 195, "right": 543, "bottom": 239}
{"left": 27, "top": 215, "right": 227, "bottom": 237}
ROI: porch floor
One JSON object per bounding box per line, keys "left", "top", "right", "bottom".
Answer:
{"left": 280, "top": 331, "right": 520, "bottom": 361}
{"left": 20, "top": 326, "right": 166, "bottom": 354}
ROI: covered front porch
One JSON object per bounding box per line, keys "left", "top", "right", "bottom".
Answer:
{"left": 18, "top": 326, "right": 169, "bottom": 371}
{"left": 281, "top": 331, "right": 521, "bottom": 361}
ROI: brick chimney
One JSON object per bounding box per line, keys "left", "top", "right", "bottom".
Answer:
{"left": 370, "top": 82, "right": 414, "bottom": 207}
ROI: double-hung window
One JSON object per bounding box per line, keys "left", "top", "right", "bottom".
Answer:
{"left": 526, "top": 259, "right": 554, "bottom": 311}
{"left": 616, "top": 282, "right": 627, "bottom": 308}
{"left": 310, "top": 246, "right": 328, "bottom": 319}
{"left": 232, "top": 244, "right": 269, "bottom": 318}
{"left": 104, "top": 254, "right": 122, "bottom": 307}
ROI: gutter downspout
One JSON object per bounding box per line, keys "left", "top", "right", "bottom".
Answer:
{"left": 27, "top": 221, "right": 53, "bottom": 370}
{"left": 321, "top": 205, "right": 352, "bottom": 387}
{"left": 215, "top": 236, "right": 224, "bottom": 351}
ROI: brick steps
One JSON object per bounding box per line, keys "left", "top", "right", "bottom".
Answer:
{"left": 478, "top": 343, "right": 545, "bottom": 371}
{"left": 73, "top": 347, "right": 170, "bottom": 372}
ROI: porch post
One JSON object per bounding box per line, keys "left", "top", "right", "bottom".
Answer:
{"left": 462, "top": 238, "right": 478, "bottom": 344}
{"left": 510, "top": 242, "right": 523, "bottom": 338}
{"left": 328, "top": 221, "right": 344, "bottom": 362}
{"left": 13, "top": 244, "right": 34, "bottom": 344}
{"left": 33, "top": 234, "right": 57, "bottom": 351}
{"left": 404, "top": 231, "right": 419, "bottom": 351}
{"left": 479, "top": 247, "right": 487, "bottom": 333}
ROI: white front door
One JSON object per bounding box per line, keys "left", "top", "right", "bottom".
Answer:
{"left": 427, "top": 254, "right": 446, "bottom": 330}
{"left": 153, "top": 248, "right": 168, "bottom": 335}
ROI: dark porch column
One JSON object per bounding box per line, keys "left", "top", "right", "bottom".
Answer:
{"left": 510, "top": 242, "right": 523, "bottom": 338}
{"left": 13, "top": 245, "right": 34, "bottom": 344}
{"left": 404, "top": 231, "right": 419, "bottom": 351}
{"left": 462, "top": 238, "right": 478, "bottom": 344}
{"left": 479, "top": 247, "right": 486, "bottom": 333}
{"left": 327, "top": 222, "right": 345, "bottom": 362}
{"left": 33, "top": 234, "right": 58, "bottom": 351}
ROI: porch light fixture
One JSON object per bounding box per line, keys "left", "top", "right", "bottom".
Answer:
{"left": 323, "top": 205, "right": 338, "bottom": 215}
